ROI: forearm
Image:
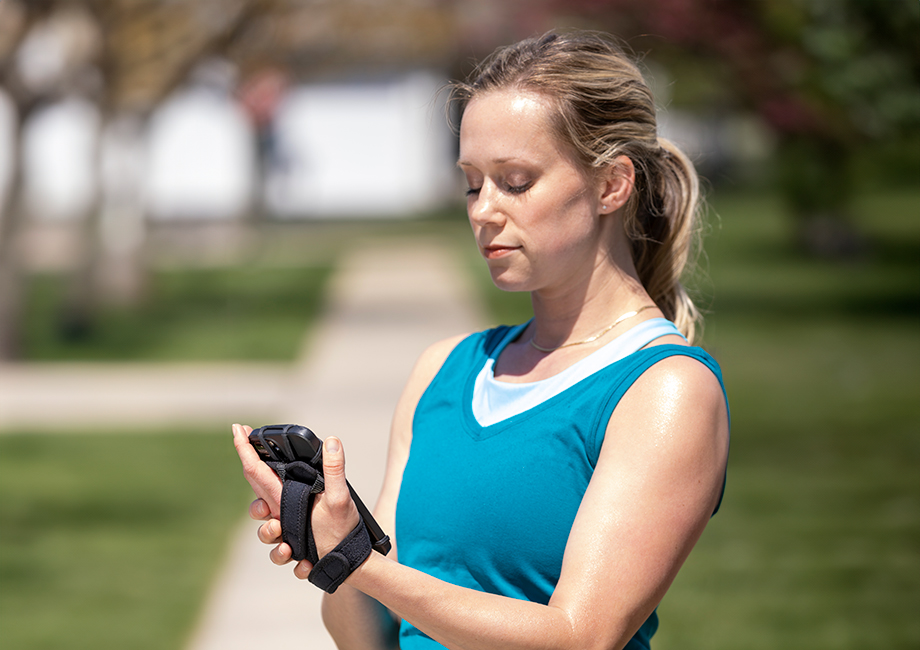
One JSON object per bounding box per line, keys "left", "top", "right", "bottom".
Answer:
{"left": 322, "top": 583, "right": 400, "bottom": 650}
{"left": 348, "top": 553, "right": 611, "bottom": 650}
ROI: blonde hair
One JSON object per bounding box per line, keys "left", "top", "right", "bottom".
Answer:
{"left": 453, "top": 31, "right": 703, "bottom": 343}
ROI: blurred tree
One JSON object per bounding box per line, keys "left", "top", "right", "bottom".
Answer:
{"left": 547, "top": 0, "right": 920, "bottom": 257}
{"left": 0, "top": 0, "right": 462, "bottom": 360}
{"left": 0, "top": 0, "right": 261, "bottom": 358}
{"left": 0, "top": 0, "right": 50, "bottom": 359}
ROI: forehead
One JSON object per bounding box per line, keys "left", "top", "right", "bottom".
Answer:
{"left": 458, "top": 89, "right": 563, "bottom": 164}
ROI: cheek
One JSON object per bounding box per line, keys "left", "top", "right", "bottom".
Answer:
{"left": 529, "top": 193, "right": 598, "bottom": 250}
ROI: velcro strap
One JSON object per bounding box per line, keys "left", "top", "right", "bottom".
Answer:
{"left": 308, "top": 518, "right": 372, "bottom": 594}
{"left": 273, "top": 460, "right": 325, "bottom": 563}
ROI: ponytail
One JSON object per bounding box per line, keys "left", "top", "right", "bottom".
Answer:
{"left": 625, "top": 137, "right": 703, "bottom": 343}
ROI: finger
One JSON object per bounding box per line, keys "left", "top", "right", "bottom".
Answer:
{"left": 312, "top": 437, "right": 361, "bottom": 558}
{"left": 258, "top": 519, "right": 282, "bottom": 545}
{"left": 249, "top": 498, "right": 272, "bottom": 521}
{"left": 321, "top": 437, "right": 351, "bottom": 513}
{"left": 293, "top": 559, "right": 313, "bottom": 580}
{"left": 231, "top": 423, "right": 253, "bottom": 454}
{"left": 232, "top": 423, "right": 283, "bottom": 517}
{"left": 269, "top": 541, "right": 293, "bottom": 566}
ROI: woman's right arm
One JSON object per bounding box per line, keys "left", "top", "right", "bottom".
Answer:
{"left": 320, "top": 334, "right": 467, "bottom": 649}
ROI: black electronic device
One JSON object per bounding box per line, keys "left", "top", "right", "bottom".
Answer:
{"left": 249, "top": 424, "right": 391, "bottom": 556}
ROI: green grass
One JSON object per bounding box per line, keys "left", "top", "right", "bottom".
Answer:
{"left": 0, "top": 430, "right": 252, "bottom": 650}
{"left": 660, "top": 190, "right": 919, "bottom": 648}
{"left": 466, "top": 187, "right": 920, "bottom": 648}
{"left": 23, "top": 264, "right": 332, "bottom": 361}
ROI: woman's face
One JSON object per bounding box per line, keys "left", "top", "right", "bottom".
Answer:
{"left": 458, "top": 89, "right": 607, "bottom": 295}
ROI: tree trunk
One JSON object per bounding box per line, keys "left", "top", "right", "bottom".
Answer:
{"left": 0, "top": 121, "right": 27, "bottom": 360}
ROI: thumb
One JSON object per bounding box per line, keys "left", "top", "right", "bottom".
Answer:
{"left": 322, "top": 437, "right": 348, "bottom": 502}
{"left": 313, "top": 436, "right": 360, "bottom": 558}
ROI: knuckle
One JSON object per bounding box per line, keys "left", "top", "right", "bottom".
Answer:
{"left": 322, "top": 488, "right": 352, "bottom": 513}
{"left": 323, "top": 459, "right": 346, "bottom": 479}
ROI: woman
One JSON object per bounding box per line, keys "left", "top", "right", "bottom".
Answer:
{"left": 234, "top": 30, "right": 729, "bottom": 650}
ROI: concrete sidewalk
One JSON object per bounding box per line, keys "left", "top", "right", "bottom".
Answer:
{"left": 0, "top": 361, "right": 289, "bottom": 430}
{"left": 182, "top": 236, "right": 485, "bottom": 649}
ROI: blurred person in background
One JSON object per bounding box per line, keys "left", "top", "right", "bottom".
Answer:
{"left": 234, "top": 30, "right": 729, "bottom": 650}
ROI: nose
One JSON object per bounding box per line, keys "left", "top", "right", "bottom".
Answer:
{"left": 468, "top": 180, "right": 505, "bottom": 227}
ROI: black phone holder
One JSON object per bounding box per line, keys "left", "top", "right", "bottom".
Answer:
{"left": 250, "top": 424, "right": 390, "bottom": 593}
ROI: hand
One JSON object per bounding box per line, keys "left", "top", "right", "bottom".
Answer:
{"left": 232, "top": 423, "right": 292, "bottom": 565}
{"left": 232, "top": 424, "right": 362, "bottom": 578}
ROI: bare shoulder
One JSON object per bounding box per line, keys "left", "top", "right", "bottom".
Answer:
{"left": 605, "top": 351, "right": 728, "bottom": 465}
{"left": 390, "top": 333, "right": 470, "bottom": 441}
{"left": 629, "top": 352, "right": 724, "bottom": 407}
{"left": 418, "top": 333, "right": 470, "bottom": 374}
{"left": 406, "top": 333, "right": 469, "bottom": 394}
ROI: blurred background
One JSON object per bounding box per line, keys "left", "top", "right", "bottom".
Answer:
{"left": 0, "top": 1, "right": 917, "bottom": 649}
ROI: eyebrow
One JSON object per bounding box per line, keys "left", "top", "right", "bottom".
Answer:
{"left": 457, "top": 156, "right": 523, "bottom": 168}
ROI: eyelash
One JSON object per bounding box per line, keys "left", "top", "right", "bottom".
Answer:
{"left": 465, "top": 182, "right": 532, "bottom": 197}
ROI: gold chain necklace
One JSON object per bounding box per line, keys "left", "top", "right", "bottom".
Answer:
{"left": 529, "top": 305, "right": 658, "bottom": 353}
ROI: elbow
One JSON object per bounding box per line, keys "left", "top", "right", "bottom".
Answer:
{"left": 552, "top": 609, "right": 640, "bottom": 650}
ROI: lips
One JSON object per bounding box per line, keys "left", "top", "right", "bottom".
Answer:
{"left": 482, "top": 244, "right": 519, "bottom": 260}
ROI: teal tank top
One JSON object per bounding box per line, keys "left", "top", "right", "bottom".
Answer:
{"left": 395, "top": 326, "right": 727, "bottom": 649}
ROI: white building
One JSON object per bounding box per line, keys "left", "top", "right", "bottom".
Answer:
{"left": 265, "top": 71, "right": 456, "bottom": 219}
{"left": 14, "top": 71, "right": 457, "bottom": 225}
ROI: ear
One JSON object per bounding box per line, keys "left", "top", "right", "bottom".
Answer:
{"left": 597, "top": 156, "right": 635, "bottom": 214}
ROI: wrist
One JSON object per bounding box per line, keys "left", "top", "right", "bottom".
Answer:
{"left": 309, "top": 518, "right": 373, "bottom": 594}
{"left": 344, "top": 546, "right": 392, "bottom": 595}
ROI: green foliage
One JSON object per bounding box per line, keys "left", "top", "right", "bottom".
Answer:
{"left": 761, "top": 0, "right": 920, "bottom": 216}
{"left": 23, "top": 264, "right": 332, "bottom": 361}
{"left": 783, "top": 0, "right": 920, "bottom": 138}
{"left": 608, "top": 0, "right": 920, "bottom": 214}
{"left": 0, "top": 430, "right": 252, "bottom": 650}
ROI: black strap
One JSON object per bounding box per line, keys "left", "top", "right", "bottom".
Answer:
{"left": 269, "top": 460, "right": 325, "bottom": 564}
{"left": 308, "top": 518, "right": 373, "bottom": 594}
{"left": 267, "top": 458, "right": 374, "bottom": 592}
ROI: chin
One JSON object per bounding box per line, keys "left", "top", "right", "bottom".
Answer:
{"left": 490, "top": 270, "right": 532, "bottom": 293}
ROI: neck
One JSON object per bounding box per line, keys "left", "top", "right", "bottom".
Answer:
{"left": 528, "top": 256, "right": 651, "bottom": 350}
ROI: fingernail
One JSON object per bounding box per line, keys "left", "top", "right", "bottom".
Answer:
{"left": 325, "top": 437, "right": 341, "bottom": 454}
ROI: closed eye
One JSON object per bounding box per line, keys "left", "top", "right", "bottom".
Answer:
{"left": 464, "top": 179, "right": 532, "bottom": 197}
{"left": 506, "top": 181, "right": 533, "bottom": 195}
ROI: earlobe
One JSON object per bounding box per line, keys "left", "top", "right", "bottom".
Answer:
{"left": 599, "top": 155, "right": 635, "bottom": 213}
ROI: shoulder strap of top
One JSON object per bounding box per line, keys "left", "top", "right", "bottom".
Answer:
{"left": 482, "top": 325, "right": 512, "bottom": 355}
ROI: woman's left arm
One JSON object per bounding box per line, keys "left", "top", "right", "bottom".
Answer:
{"left": 335, "top": 354, "right": 729, "bottom": 650}
{"left": 547, "top": 354, "right": 729, "bottom": 647}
